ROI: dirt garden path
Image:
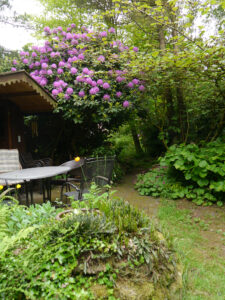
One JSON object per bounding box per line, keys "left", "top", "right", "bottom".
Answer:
{"left": 113, "top": 174, "right": 225, "bottom": 258}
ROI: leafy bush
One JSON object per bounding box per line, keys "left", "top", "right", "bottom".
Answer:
{"left": 0, "top": 186, "right": 178, "bottom": 299}
{"left": 136, "top": 140, "right": 225, "bottom": 206}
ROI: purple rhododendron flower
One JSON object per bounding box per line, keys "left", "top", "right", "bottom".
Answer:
{"left": 103, "top": 94, "right": 110, "bottom": 100}
{"left": 127, "top": 82, "right": 134, "bottom": 88}
{"left": 41, "top": 63, "right": 48, "bottom": 69}
{"left": 78, "top": 90, "right": 85, "bottom": 97}
{"left": 108, "top": 70, "right": 113, "bottom": 76}
{"left": 97, "top": 79, "right": 103, "bottom": 86}
{"left": 71, "top": 39, "right": 78, "bottom": 45}
{"left": 40, "top": 78, "right": 48, "bottom": 86}
{"left": 116, "top": 91, "right": 122, "bottom": 97}
{"left": 139, "top": 85, "right": 145, "bottom": 91}
{"left": 64, "top": 94, "right": 70, "bottom": 100}
{"left": 23, "top": 58, "right": 28, "bottom": 64}
{"left": 86, "top": 77, "right": 93, "bottom": 85}
{"left": 53, "top": 81, "right": 60, "bottom": 88}
{"left": 103, "top": 82, "right": 110, "bottom": 89}
{"left": 71, "top": 23, "right": 76, "bottom": 28}
{"left": 47, "top": 69, "right": 53, "bottom": 75}
{"left": 133, "top": 47, "right": 139, "bottom": 52}
{"left": 52, "top": 89, "right": 59, "bottom": 96}
{"left": 116, "top": 76, "right": 125, "bottom": 83}
{"left": 66, "top": 87, "right": 73, "bottom": 95}
{"left": 44, "top": 26, "right": 51, "bottom": 33}
{"left": 51, "top": 63, "right": 57, "bottom": 69}
{"left": 32, "top": 52, "right": 37, "bottom": 57}
{"left": 11, "top": 67, "right": 16, "bottom": 72}
{"left": 97, "top": 55, "right": 105, "bottom": 62}
{"left": 82, "top": 67, "right": 89, "bottom": 74}
{"left": 132, "top": 79, "right": 139, "bottom": 85}
{"left": 78, "top": 54, "right": 85, "bottom": 60}
{"left": 39, "top": 70, "right": 47, "bottom": 75}
{"left": 58, "top": 61, "right": 65, "bottom": 67}
{"left": 34, "top": 61, "right": 40, "bottom": 67}
{"left": 91, "top": 81, "right": 97, "bottom": 87}
{"left": 70, "top": 67, "right": 77, "bottom": 75}
{"left": 66, "top": 33, "right": 73, "bottom": 39}
{"left": 108, "top": 27, "right": 116, "bottom": 34}
{"left": 12, "top": 59, "right": 18, "bottom": 65}
{"left": 89, "top": 87, "right": 99, "bottom": 95}
{"left": 99, "top": 31, "right": 107, "bottom": 37}
{"left": 123, "top": 101, "right": 130, "bottom": 107}
{"left": 57, "top": 68, "right": 64, "bottom": 74}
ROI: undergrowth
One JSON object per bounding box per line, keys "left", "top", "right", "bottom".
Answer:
{"left": 0, "top": 185, "right": 179, "bottom": 299}
{"left": 135, "top": 140, "right": 225, "bottom": 206}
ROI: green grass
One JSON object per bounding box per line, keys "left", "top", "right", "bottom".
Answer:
{"left": 157, "top": 200, "right": 225, "bottom": 300}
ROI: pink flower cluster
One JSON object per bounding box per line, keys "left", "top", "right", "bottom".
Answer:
{"left": 12, "top": 24, "right": 145, "bottom": 108}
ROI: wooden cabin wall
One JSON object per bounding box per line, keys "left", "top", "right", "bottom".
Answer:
{"left": 0, "top": 100, "right": 26, "bottom": 152}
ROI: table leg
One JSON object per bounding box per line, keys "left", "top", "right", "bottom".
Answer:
{"left": 30, "top": 181, "right": 34, "bottom": 205}
{"left": 24, "top": 181, "right": 29, "bottom": 206}
{"left": 42, "top": 179, "right": 46, "bottom": 203}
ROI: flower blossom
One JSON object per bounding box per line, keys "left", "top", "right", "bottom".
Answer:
{"left": 97, "top": 79, "right": 103, "bottom": 86}
{"left": 99, "top": 31, "right": 107, "bottom": 37}
{"left": 127, "top": 82, "right": 134, "bottom": 88}
{"left": 139, "top": 85, "right": 145, "bottom": 91}
{"left": 103, "top": 94, "right": 110, "bottom": 100}
{"left": 58, "top": 61, "right": 65, "bottom": 67}
{"left": 52, "top": 89, "right": 59, "bottom": 96}
{"left": 132, "top": 79, "right": 139, "bottom": 85}
{"left": 97, "top": 55, "right": 105, "bottom": 62}
{"left": 78, "top": 90, "right": 85, "bottom": 97}
{"left": 123, "top": 101, "right": 130, "bottom": 107}
{"left": 89, "top": 87, "right": 99, "bottom": 95}
{"left": 70, "top": 67, "right": 78, "bottom": 75}
{"left": 82, "top": 67, "right": 89, "bottom": 74}
{"left": 57, "top": 68, "right": 64, "bottom": 74}
{"left": 108, "top": 27, "right": 116, "bottom": 34}
{"left": 116, "top": 76, "right": 125, "bottom": 83}
{"left": 103, "top": 82, "right": 110, "bottom": 89}
{"left": 116, "top": 91, "right": 122, "bottom": 97}
{"left": 86, "top": 77, "right": 93, "bottom": 85}
{"left": 41, "top": 63, "right": 48, "bottom": 69}
{"left": 133, "top": 47, "right": 139, "bottom": 52}
{"left": 11, "top": 67, "right": 16, "bottom": 72}
{"left": 66, "top": 87, "right": 73, "bottom": 95}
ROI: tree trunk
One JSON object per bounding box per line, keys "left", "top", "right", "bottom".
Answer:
{"left": 129, "top": 121, "right": 143, "bottom": 155}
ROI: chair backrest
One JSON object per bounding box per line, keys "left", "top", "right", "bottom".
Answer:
{"left": 0, "top": 149, "right": 21, "bottom": 174}
{"left": 80, "top": 156, "right": 115, "bottom": 190}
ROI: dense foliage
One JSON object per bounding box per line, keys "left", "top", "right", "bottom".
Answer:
{"left": 135, "top": 140, "right": 225, "bottom": 206}
{"left": 0, "top": 187, "right": 180, "bottom": 299}
{"left": 12, "top": 25, "right": 144, "bottom": 129}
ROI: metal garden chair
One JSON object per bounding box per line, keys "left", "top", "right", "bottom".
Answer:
{"left": 60, "top": 156, "right": 115, "bottom": 202}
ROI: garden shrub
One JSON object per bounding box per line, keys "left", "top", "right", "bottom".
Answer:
{"left": 135, "top": 140, "right": 225, "bottom": 206}
{"left": 0, "top": 187, "right": 180, "bottom": 299}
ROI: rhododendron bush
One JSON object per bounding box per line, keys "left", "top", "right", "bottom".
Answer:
{"left": 12, "top": 25, "right": 145, "bottom": 127}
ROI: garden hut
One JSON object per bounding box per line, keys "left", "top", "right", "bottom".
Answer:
{"left": 0, "top": 70, "right": 56, "bottom": 152}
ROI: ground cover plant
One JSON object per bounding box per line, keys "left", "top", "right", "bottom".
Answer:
{"left": 0, "top": 186, "right": 182, "bottom": 299}
{"left": 157, "top": 200, "right": 225, "bottom": 300}
{"left": 135, "top": 139, "right": 225, "bottom": 206}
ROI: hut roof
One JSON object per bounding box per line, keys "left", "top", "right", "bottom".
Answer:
{"left": 0, "top": 70, "right": 56, "bottom": 113}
